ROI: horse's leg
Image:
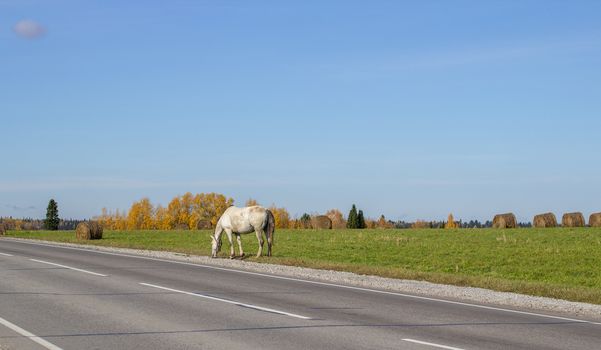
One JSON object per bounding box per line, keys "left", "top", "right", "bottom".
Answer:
{"left": 255, "top": 228, "right": 264, "bottom": 258}
{"left": 224, "top": 229, "right": 235, "bottom": 259}
{"left": 236, "top": 233, "right": 244, "bottom": 257}
{"left": 267, "top": 233, "right": 272, "bottom": 257}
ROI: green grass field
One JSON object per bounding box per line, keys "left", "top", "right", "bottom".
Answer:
{"left": 5, "top": 227, "right": 601, "bottom": 304}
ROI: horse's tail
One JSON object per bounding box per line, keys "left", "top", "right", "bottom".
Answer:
{"left": 265, "top": 209, "right": 275, "bottom": 256}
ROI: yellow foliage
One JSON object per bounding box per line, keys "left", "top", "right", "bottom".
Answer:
{"left": 95, "top": 207, "right": 127, "bottom": 230}
{"left": 154, "top": 205, "right": 171, "bottom": 230}
{"left": 96, "top": 192, "right": 238, "bottom": 231}
{"left": 446, "top": 213, "right": 457, "bottom": 229}
{"left": 192, "top": 193, "right": 234, "bottom": 228}
{"left": 269, "top": 205, "right": 290, "bottom": 229}
{"left": 127, "top": 198, "right": 154, "bottom": 230}
{"left": 114, "top": 210, "right": 128, "bottom": 230}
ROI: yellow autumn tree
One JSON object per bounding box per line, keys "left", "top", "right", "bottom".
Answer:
{"left": 179, "top": 192, "right": 194, "bottom": 229}
{"left": 114, "top": 209, "right": 128, "bottom": 230}
{"left": 166, "top": 194, "right": 193, "bottom": 229}
{"left": 154, "top": 205, "right": 171, "bottom": 230}
{"left": 191, "top": 193, "right": 234, "bottom": 229}
{"left": 99, "top": 192, "right": 235, "bottom": 231}
{"left": 245, "top": 198, "right": 259, "bottom": 206}
{"left": 446, "top": 213, "right": 457, "bottom": 229}
{"left": 269, "top": 205, "right": 290, "bottom": 229}
{"left": 127, "top": 198, "right": 155, "bottom": 230}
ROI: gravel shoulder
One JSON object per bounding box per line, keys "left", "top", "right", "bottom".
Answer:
{"left": 3, "top": 237, "right": 601, "bottom": 321}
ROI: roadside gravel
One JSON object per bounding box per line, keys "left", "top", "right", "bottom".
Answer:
{"left": 4, "top": 237, "right": 601, "bottom": 320}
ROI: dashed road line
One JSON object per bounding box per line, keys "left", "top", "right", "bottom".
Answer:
{"left": 140, "top": 282, "right": 312, "bottom": 320}
{"left": 403, "top": 338, "right": 465, "bottom": 350}
{"left": 0, "top": 315, "right": 63, "bottom": 350}
{"left": 29, "top": 259, "right": 107, "bottom": 277}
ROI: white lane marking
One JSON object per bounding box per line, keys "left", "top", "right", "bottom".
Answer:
{"left": 29, "top": 259, "right": 107, "bottom": 277}
{"left": 403, "top": 338, "right": 465, "bottom": 350}
{"left": 140, "top": 282, "right": 312, "bottom": 320}
{"left": 7, "top": 239, "right": 601, "bottom": 326}
{"left": 0, "top": 315, "right": 63, "bottom": 350}
{"left": 0, "top": 252, "right": 14, "bottom": 256}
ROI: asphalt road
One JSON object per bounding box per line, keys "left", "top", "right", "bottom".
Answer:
{"left": 0, "top": 239, "right": 600, "bottom": 350}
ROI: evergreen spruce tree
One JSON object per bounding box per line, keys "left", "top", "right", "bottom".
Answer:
{"left": 357, "top": 210, "right": 366, "bottom": 229}
{"left": 347, "top": 204, "right": 358, "bottom": 229}
{"left": 44, "top": 199, "right": 60, "bottom": 230}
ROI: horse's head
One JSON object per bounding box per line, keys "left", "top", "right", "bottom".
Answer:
{"left": 211, "top": 235, "right": 222, "bottom": 258}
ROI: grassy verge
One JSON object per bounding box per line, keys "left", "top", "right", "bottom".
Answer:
{"left": 5, "top": 228, "right": 601, "bottom": 304}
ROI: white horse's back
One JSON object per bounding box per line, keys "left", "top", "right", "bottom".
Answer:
{"left": 219, "top": 206, "right": 267, "bottom": 234}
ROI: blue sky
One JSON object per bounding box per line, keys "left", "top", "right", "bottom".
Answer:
{"left": 2, "top": 0, "right": 600, "bottom": 222}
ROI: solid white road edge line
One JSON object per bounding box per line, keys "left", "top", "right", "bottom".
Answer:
{"left": 140, "top": 282, "right": 312, "bottom": 320}
{"left": 0, "top": 252, "right": 14, "bottom": 256}
{"left": 0, "top": 315, "right": 64, "bottom": 350}
{"left": 29, "top": 259, "right": 108, "bottom": 277}
{"left": 402, "top": 338, "right": 465, "bottom": 350}
{"left": 6, "top": 239, "right": 601, "bottom": 326}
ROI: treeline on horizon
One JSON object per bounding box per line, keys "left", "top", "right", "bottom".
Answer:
{"left": 1, "top": 192, "right": 535, "bottom": 231}
{"left": 0, "top": 217, "right": 84, "bottom": 231}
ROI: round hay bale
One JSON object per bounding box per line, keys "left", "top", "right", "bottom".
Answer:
{"left": 311, "top": 215, "right": 332, "bottom": 230}
{"left": 590, "top": 212, "right": 601, "bottom": 227}
{"left": 76, "top": 222, "right": 103, "bottom": 240}
{"left": 492, "top": 213, "right": 517, "bottom": 229}
{"left": 196, "top": 220, "right": 212, "bottom": 230}
{"left": 533, "top": 213, "right": 557, "bottom": 228}
{"left": 562, "top": 212, "right": 585, "bottom": 227}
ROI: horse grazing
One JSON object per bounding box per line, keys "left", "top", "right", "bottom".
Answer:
{"left": 211, "top": 206, "right": 275, "bottom": 258}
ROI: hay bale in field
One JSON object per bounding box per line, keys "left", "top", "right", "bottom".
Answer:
{"left": 492, "top": 213, "right": 517, "bottom": 229}
{"left": 533, "top": 213, "right": 557, "bottom": 228}
{"left": 590, "top": 212, "right": 601, "bottom": 227}
{"left": 196, "top": 220, "right": 212, "bottom": 230}
{"left": 311, "top": 215, "right": 332, "bottom": 230}
{"left": 562, "top": 212, "right": 585, "bottom": 227}
{"left": 76, "top": 221, "right": 103, "bottom": 240}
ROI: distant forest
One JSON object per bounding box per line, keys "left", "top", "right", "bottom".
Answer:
{"left": 0, "top": 216, "right": 532, "bottom": 231}
{"left": 0, "top": 217, "right": 85, "bottom": 231}
{"left": 1, "top": 193, "right": 535, "bottom": 231}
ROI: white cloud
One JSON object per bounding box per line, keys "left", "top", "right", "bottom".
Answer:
{"left": 13, "top": 19, "right": 46, "bottom": 39}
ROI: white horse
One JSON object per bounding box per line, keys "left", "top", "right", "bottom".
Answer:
{"left": 211, "top": 206, "right": 275, "bottom": 258}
